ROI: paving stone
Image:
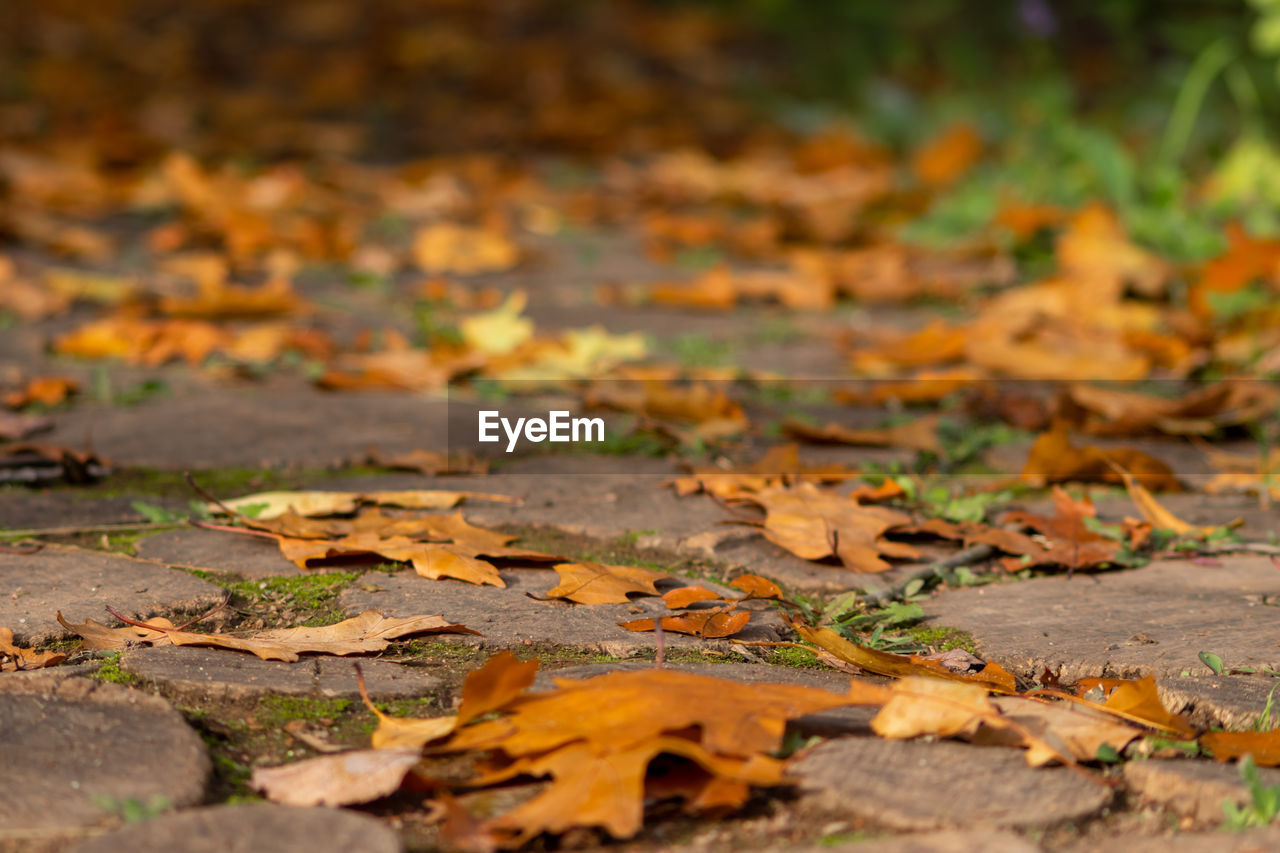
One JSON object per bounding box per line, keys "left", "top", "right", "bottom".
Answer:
{"left": 1065, "top": 827, "right": 1280, "bottom": 853}
{"left": 338, "top": 569, "right": 783, "bottom": 656}
{"left": 120, "top": 645, "right": 441, "bottom": 703}
{"left": 1157, "top": 675, "right": 1280, "bottom": 731}
{"left": 69, "top": 803, "right": 402, "bottom": 853}
{"left": 0, "top": 544, "right": 225, "bottom": 645}
{"left": 0, "top": 491, "right": 161, "bottom": 533}
{"left": 135, "top": 527, "right": 302, "bottom": 579}
{"left": 792, "top": 737, "right": 1112, "bottom": 831}
{"left": 922, "top": 556, "right": 1280, "bottom": 684}
{"left": 1122, "top": 759, "right": 1280, "bottom": 826}
{"left": 0, "top": 676, "right": 209, "bottom": 836}
{"left": 536, "top": 661, "right": 878, "bottom": 737}
{"left": 43, "top": 382, "right": 451, "bottom": 469}
{"left": 793, "top": 830, "right": 1042, "bottom": 853}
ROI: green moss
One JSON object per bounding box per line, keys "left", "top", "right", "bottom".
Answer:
{"left": 93, "top": 652, "right": 139, "bottom": 685}
{"left": 100, "top": 528, "right": 169, "bottom": 556}
{"left": 905, "top": 625, "right": 977, "bottom": 654}
{"left": 230, "top": 571, "right": 361, "bottom": 626}
{"left": 769, "top": 646, "right": 822, "bottom": 669}
{"left": 256, "top": 696, "right": 352, "bottom": 728}
{"left": 63, "top": 464, "right": 385, "bottom": 501}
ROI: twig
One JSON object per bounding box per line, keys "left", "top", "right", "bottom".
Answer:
{"left": 169, "top": 594, "right": 231, "bottom": 631}
{"left": 184, "top": 471, "right": 255, "bottom": 523}
{"left": 104, "top": 605, "right": 177, "bottom": 634}
{"left": 653, "top": 618, "right": 665, "bottom": 669}
{"left": 859, "top": 544, "right": 996, "bottom": 608}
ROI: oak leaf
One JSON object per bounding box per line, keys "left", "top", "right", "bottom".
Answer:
{"left": 250, "top": 747, "right": 422, "bottom": 807}
{"left": 544, "top": 562, "right": 668, "bottom": 604}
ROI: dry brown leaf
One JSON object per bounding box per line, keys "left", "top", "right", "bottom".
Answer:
{"left": 1058, "top": 382, "right": 1280, "bottom": 438}
{"left": 214, "top": 489, "right": 519, "bottom": 519}
{"left": 59, "top": 609, "right": 478, "bottom": 662}
{"left": 738, "top": 483, "right": 914, "bottom": 573}
{"left": 728, "top": 574, "right": 782, "bottom": 600}
{"left": 0, "top": 627, "right": 68, "bottom": 671}
{"left": 251, "top": 747, "right": 422, "bottom": 806}
{"left": 983, "top": 696, "right": 1143, "bottom": 763}
{"left": 434, "top": 661, "right": 888, "bottom": 844}
{"left": 543, "top": 562, "right": 668, "bottom": 605}
{"left": 1201, "top": 728, "right": 1280, "bottom": 766}
{"left": 781, "top": 414, "right": 941, "bottom": 453}
{"left": 661, "top": 585, "right": 723, "bottom": 609}
{"left": 618, "top": 608, "right": 751, "bottom": 639}
{"left": 793, "top": 623, "right": 1017, "bottom": 693}
{"left": 1111, "top": 466, "right": 1226, "bottom": 537}
{"left": 1020, "top": 423, "right": 1182, "bottom": 491}
{"left": 279, "top": 533, "right": 508, "bottom": 587}
{"left": 2, "top": 376, "right": 78, "bottom": 409}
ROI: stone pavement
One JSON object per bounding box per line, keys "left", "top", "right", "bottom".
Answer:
{"left": 2, "top": 140, "right": 1278, "bottom": 853}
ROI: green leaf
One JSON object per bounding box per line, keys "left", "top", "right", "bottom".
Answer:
{"left": 1199, "top": 651, "right": 1225, "bottom": 675}
{"left": 1094, "top": 744, "right": 1122, "bottom": 764}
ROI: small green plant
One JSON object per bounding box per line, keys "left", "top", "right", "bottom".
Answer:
{"left": 93, "top": 652, "right": 139, "bottom": 686}
{"left": 1255, "top": 681, "right": 1280, "bottom": 731}
{"left": 93, "top": 794, "right": 171, "bottom": 823}
{"left": 1200, "top": 651, "right": 1227, "bottom": 675}
{"left": 1223, "top": 755, "right": 1280, "bottom": 830}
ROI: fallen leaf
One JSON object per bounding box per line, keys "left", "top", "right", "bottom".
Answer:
{"left": 58, "top": 609, "right": 478, "bottom": 662}
{"left": 1020, "top": 423, "right": 1182, "bottom": 491}
{"left": 728, "top": 574, "right": 782, "bottom": 600}
{"left": 781, "top": 414, "right": 941, "bottom": 453}
{"left": 2, "top": 376, "right": 78, "bottom": 409}
{"left": 213, "top": 489, "right": 518, "bottom": 519}
{"left": 0, "top": 627, "right": 67, "bottom": 671}
{"left": 661, "top": 586, "right": 723, "bottom": 609}
{"left": 251, "top": 747, "right": 422, "bottom": 806}
{"left": 1202, "top": 729, "right": 1280, "bottom": 766}
{"left": 793, "top": 623, "right": 1017, "bottom": 693}
{"left": 1111, "top": 466, "right": 1226, "bottom": 537}
{"left": 738, "top": 482, "right": 915, "bottom": 573}
{"left": 436, "top": 662, "right": 887, "bottom": 844}
{"left": 618, "top": 608, "right": 751, "bottom": 639}
{"left": 544, "top": 562, "right": 668, "bottom": 605}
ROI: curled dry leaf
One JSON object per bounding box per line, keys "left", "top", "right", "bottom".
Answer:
{"left": 1069, "top": 674, "right": 1196, "bottom": 739}
{"left": 212, "top": 489, "right": 519, "bottom": 519}
{"left": 1201, "top": 728, "right": 1280, "bottom": 767}
{"left": 728, "top": 574, "right": 782, "bottom": 600}
{"left": 738, "top": 482, "right": 915, "bottom": 573}
{"left": 58, "top": 609, "right": 479, "bottom": 662}
{"left": 1, "top": 627, "right": 67, "bottom": 671}
{"left": 793, "top": 622, "right": 1017, "bottom": 693}
{"left": 432, "top": 657, "right": 887, "bottom": 845}
{"left": 1020, "top": 423, "right": 1181, "bottom": 491}
{"left": 671, "top": 444, "right": 858, "bottom": 501}
{"left": 618, "top": 608, "right": 751, "bottom": 639}
{"left": 781, "top": 414, "right": 941, "bottom": 453}
{"left": 543, "top": 562, "right": 668, "bottom": 605}
{"left": 1111, "top": 465, "right": 1232, "bottom": 538}
{"left": 251, "top": 747, "right": 422, "bottom": 807}
{"left": 661, "top": 585, "right": 722, "bottom": 609}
